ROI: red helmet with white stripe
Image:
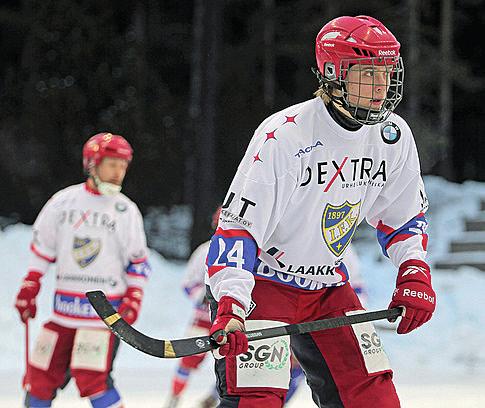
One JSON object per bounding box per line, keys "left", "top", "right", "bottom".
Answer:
{"left": 315, "top": 15, "right": 404, "bottom": 125}
{"left": 82, "top": 132, "right": 133, "bottom": 172}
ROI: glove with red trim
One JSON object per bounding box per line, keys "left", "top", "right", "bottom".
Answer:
{"left": 210, "top": 296, "right": 248, "bottom": 357}
{"left": 389, "top": 259, "right": 436, "bottom": 334}
{"left": 118, "top": 287, "right": 143, "bottom": 325}
{"left": 15, "top": 271, "right": 42, "bottom": 323}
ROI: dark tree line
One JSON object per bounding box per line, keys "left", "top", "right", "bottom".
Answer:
{"left": 0, "top": 0, "right": 483, "bottom": 253}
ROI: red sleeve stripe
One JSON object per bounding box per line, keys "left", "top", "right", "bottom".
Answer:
{"left": 30, "top": 243, "right": 56, "bottom": 263}
{"left": 422, "top": 234, "right": 429, "bottom": 251}
{"left": 208, "top": 265, "right": 226, "bottom": 278}
{"left": 126, "top": 272, "right": 148, "bottom": 279}
{"left": 385, "top": 233, "right": 415, "bottom": 249}
{"left": 386, "top": 233, "right": 429, "bottom": 251}
{"left": 130, "top": 257, "right": 148, "bottom": 264}
{"left": 214, "top": 227, "right": 254, "bottom": 239}
{"left": 376, "top": 221, "right": 395, "bottom": 235}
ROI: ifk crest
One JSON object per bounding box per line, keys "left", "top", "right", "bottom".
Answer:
{"left": 322, "top": 201, "right": 361, "bottom": 257}
{"left": 72, "top": 236, "right": 101, "bottom": 268}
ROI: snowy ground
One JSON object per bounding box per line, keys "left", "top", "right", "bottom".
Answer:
{"left": 1, "top": 176, "right": 485, "bottom": 407}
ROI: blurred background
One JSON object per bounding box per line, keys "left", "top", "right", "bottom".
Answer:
{"left": 1, "top": 1, "right": 485, "bottom": 407}
{"left": 0, "top": 0, "right": 483, "bottom": 255}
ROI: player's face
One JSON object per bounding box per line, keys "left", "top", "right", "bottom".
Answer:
{"left": 95, "top": 157, "right": 128, "bottom": 185}
{"left": 345, "top": 64, "right": 391, "bottom": 110}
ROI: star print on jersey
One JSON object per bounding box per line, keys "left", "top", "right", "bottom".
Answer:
{"left": 265, "top": 129, "right": 277, "bottom": 141}
{"left": 253, "top": 152, "right": 263, "bottom": 163}
{"left": 321, "top": 201, "right": 361, "bottom": 257}
{"left": 252, "top": 113, "right": 299, "bottom": 165}
{"left": 283, "top": 114, "right": 298, "bottom": 125}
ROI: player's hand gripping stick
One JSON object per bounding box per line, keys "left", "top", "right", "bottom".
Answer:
{"left": 209, "top": 296, "right": 248, "bottom": 357}
{"left": 389, "top": 259, "right": 435, "bottom": 334}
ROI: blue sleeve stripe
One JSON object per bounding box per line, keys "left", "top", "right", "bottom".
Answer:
{"left": 207, "top": 230, "right": 258, "bottom": 277}
{"left": 376, "top": 213, "right": 428, "bottom": 257}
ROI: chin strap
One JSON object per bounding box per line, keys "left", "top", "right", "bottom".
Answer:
{"left": 93, "top": 176, "right": 122, "bottom": 196}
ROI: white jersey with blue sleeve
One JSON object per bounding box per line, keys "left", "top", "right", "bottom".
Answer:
{"left": 28, "top": 183, "right": 150, "bottom": 328}
{"left": 207, "top": 97, "right": 428, "bottom": 312}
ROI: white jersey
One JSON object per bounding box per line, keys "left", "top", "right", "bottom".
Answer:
{"left": 207, "top": 97, "right": 429, "bottom": 310}
{"left": 29, "top": 183, "right": 149, "bottom": 328}
{"left": 182, "top": 241, "right": 209, "bottom": 304}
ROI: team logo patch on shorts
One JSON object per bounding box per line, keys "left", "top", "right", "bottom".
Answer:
{"left": 322, "top": 201, "right": 361, "bottom": 257}
{"left": 380, "top": 121, "right": 401, "bottom": 144}
{"left": 235, "top": 320, "right": 291, "bottom": 389}
{"left": 73, "top": 236, "right": 101, "bottom": 268}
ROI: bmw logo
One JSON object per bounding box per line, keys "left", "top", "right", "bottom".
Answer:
{"left": 380, "top": 122, "right": 401, "bottom": 144}
{"left": 115, "top": 202, "right": 127, "bottom": 212}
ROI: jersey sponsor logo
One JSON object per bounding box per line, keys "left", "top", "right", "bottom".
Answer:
{"left": 294, "top": 140, "right": 324, "bottom": 158}
{"left": 72, "top": 236, "right": 101, "bottom": 268}
{"left": 287, "top": 264, "right": 335, "bottom": 276}
{"left": 71, "top": 329, "right": 110, "bottom": 371}
{"left": 380, "top": 121, "right": 401, "bottom": 144}
{"left": 300, "top": 157, "right": 387, "bottom": 189}
{"left": 221, "top": 209, "right": 253, "bottom": 228}
{"left": 254, "top": 261, "right": 341, "bottom": 290}
{"left": 55, "top": 294, "right": 97, "bottom": 318}
{"left": 56, "top": 274, "right": 118, "bottom": 287}
{"left": 54, "top": 292, "right": 122, "bottom": 319}
{"left": 30, "top": 328, "right": 58, "bottom": 370}
{"left": 322, "top": 201, "right": 361, "bottom": 257}
{"left": 236, "top": 320, "right": 291, "bottom": 388}
{"left": 347, "top": 310, "right": 392, "bottom": 373}
{"left": 238, "top": 338, "right": 290, "bottom": 370}
{"left": 222, "top": 192, "right": 256, "bottom": 217}
{"left": 60, "top": 209, "right": 116, "bottom": 232}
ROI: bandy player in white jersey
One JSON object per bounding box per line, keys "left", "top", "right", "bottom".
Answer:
{"left": 15, "top": 133, "right": 151, "bottom": 408}
{"left": 205, "top": 16, "right": 436, "bottom": 408}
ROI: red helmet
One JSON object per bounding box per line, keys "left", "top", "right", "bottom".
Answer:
{"left": 82, "top": 132, "right": 133, "bottom": 172}
{"left": 315, "top": 15, "right": 404, "bottom": 124}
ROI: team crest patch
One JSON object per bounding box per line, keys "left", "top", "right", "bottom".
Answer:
{"left": 73, "top": 236, "right": 101, "bottom": 268}
{"left": 380, "top": 121, "right": 401, "bottom": 144}
{"left": 322, "top": 201, "right": 361, "bottom": 257}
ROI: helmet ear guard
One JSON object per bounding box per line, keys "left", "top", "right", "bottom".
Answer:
{"left": 324, "top": 62, "right": 337, "bottom": 81}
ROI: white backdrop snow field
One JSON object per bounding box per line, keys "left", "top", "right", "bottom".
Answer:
{"left": 1, "top": 176, "right": 484, "bottom": 407}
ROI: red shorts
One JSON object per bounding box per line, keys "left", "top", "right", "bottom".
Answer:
{"left": 209, "top": 279, "right": 399, "bottom": 408}
{"left": 27, "top": 321, "right": 119, "bottom": 400}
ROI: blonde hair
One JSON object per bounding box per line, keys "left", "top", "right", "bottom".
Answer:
{"left": 314, "top": 86, "right": 330, "bottom": 103}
